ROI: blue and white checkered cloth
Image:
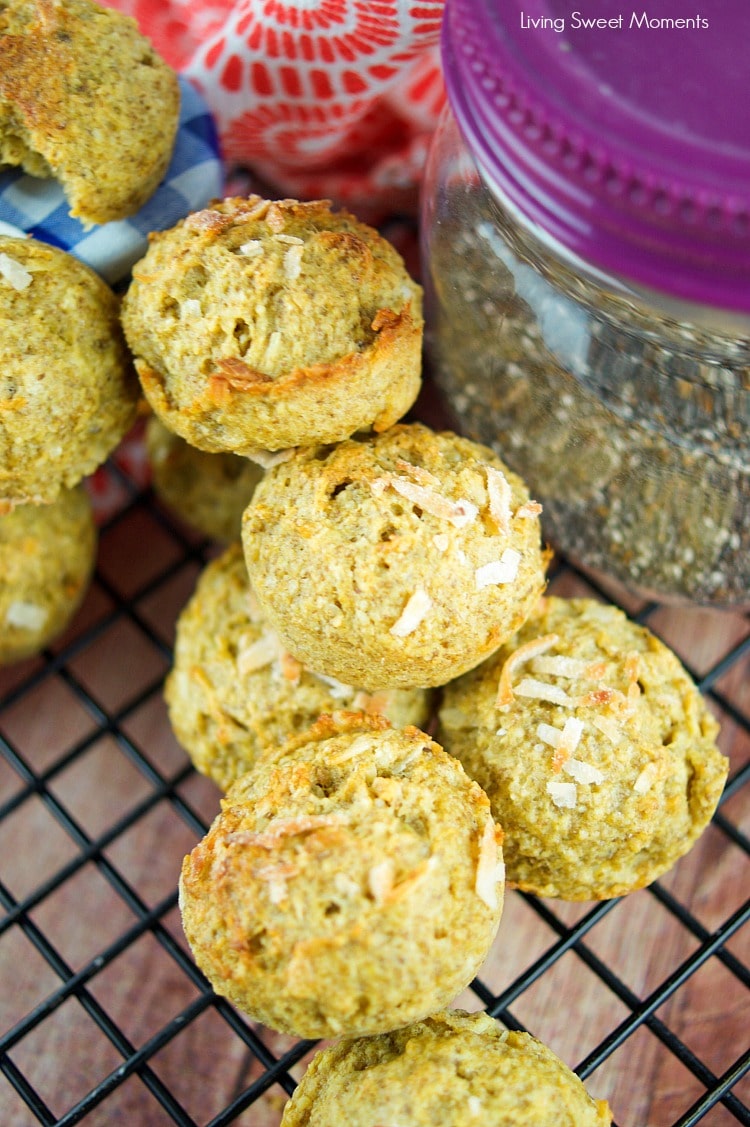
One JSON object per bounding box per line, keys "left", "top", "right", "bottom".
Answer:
{"left": 0, "top": 76, "right": 223, "bottom": 285}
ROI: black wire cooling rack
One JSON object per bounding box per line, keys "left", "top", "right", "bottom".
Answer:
{"left": 1, "top": 412, "right": 749, "bottom": 1127}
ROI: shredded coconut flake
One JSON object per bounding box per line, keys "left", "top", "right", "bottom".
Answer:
{"left": 432, "top": 532, "right": 450, "bottom": 552}
{"left": 238, "top": 239, "right": 263, "bottom": 257}
{"left": 475, "top": 548, "right": 521, "bottom": 589}
{"left": 368, "top": 859, "right": 394, "bottom": 906}
{"left": 265, "top": 204, "right": 286, "bottom": 232}
{"left": 495, "top": 634, "right": 559, "bottom": 707}
{"left": 475, "top": 818, "right": 502, "bottom": 910}
{"left": 537, "top": 716, "right": 584, "bottom": 771}
{"left": 184, "top": 208, "right": 227, "bottom": 233}
{"left": 485, "top": 465, "right": 512, "bottom": 534}
{"left": 564, "top": 758, "right": 605, "bottom": 785}
{"left": 634, "top": 762, "right": 660, "bottom": 795}
{"left": 387, "top": 856, "right": 438, "bottom": 903}
{"left": 244, "top": 446, "right": 296, "bottom": 468}
{"left": 236, "top": 630, "right": 280, "bottom": 675}
{"left": 455, "top": 547, "right": 469, "bottom": 565}
{"left": 313, "top": 671, "right": 355, "bottom": 699}
{"left": 390, "top": 588, "right": 432, "bottom": 637}
{"left": 268, "top": 879, "right": 288, "bottom": 904}
{"left": 0, "top": 253, "right": 32, "bottom": 290}
{"left": 579, "top": 687, "right": 628, "bottom": 711}
{"left": 538, "top": 722, "right": 563, "bottom": 748}
{"left": 227, "top": 815, "right": 344, "bottom": 849}
{"left": 373, "top": 474, "right": 479, "bottom": 528}
{"left": 274, "top": 233, "right": 304, "bottom": 245}
{"left": 181, "top": 298, "right": 202, "bottom": 318}
{"left": 547, "top": 780, "right": 577, "bottom": 809}
{"left": 330, "top": 733, "right": 379, "bottom": 763}
{"left": 233, "top": 198, "right": 271, "bottom": 223}
{"left": 515, "top": 500, "right": 543, "bottom": 519}
{"left": 283, "top": 244, "right": 304, "bottom": 279}
{"left": 334, "top": 872, "right": 360, "bottom": 897}
{"left": 395, "top": 458, "right": 441, "bottom": 487}
{"left": 591, "top": 714, "right": 624, "bottom": 743}
{"left": 515, "top": 677, "right": 576, "bottom": 707}
{"left": 532, "top": 654, "right": 598, "bottom": 679}
{"left": 627, "top": 679, "right": 641, "bottom": 708}
{"left": 265, "top": 329, "right": 283, "bottom": 361}
{"left": 468, "top": 1096, "right": 483, "bottom": 1116}
{"left": 559, "top": 716, "right": 584, "bottom": 753}
{"left": 5, "top": 600, "right": 48, "bottom": 630}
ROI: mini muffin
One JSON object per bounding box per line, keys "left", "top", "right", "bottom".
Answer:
{"left": 0, "top": 236, "right": 138, "bottom": 507}
{"left": 179, "top": 715, "right": 505, "bottom": 1038}
{"left": 0, "top": 485, "right": 96, "bottom": 664}
{"left": 241, "top": 423, "right": 548, "bottom": 690}
{"left": 121, "top": 196, "right": 423, "bottom": 453}
{"left": 438, "top": 596, "right": 729, "bottom": 900}
{"left": 0, "top": 0, "right": 180, "bottom": 224}
{"left": 146, "top": 417, "right": 263, "bottom": 543}
{"left": 165, "top": 543, "right": 433, "bottom": 790}
{"left": 280, "top": 1010, "right": 612, "bottom": 1126}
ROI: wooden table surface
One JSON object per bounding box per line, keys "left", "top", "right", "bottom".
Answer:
{"left": 1, "top": 406, "right": 749, "bottom": 1127}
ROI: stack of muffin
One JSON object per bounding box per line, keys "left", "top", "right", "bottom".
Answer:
{"left": 117, "top": 194, "right": 728, "bottom": 1122}
{"left": 0, "top": 234, "right": 137, "bottom": 663}
{"left": 0, "top": 7, "right": 728, "bottom": 1101}
{"left": 0, "top": 0, "right": 181, "bottom": 664}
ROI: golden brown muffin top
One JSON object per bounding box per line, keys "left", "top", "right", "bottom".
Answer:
{"left": 179, "top": 716, "right": 504, "bottom": 1038}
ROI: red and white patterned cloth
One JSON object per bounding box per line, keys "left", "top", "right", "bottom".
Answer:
{"left": 107, "top": 0, "right": 446, "bottom": 219}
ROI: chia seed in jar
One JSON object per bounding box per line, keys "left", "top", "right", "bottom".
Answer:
{"left": 421, "top": 0, "right": 750, "bottom": 606}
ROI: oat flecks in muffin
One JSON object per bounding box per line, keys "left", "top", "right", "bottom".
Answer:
{"left": 0, "top": 0, "right": 180, "bottom": 224}
{"left": 438, "top": 596, "right": 729, "bottom": 900}
{"left": 165, "top": 543, "right": 432, "bottom": 791}
{"left": 241, "top": 423, "right": 549, "bottom": 690}
{"left": 121, "top": 197, "right": 424, "bottom": 453}
{"left": 279, "top": 1010, "right": 612, "bottom": 1126}
{"left": 178, "top": 718, "right": 504, "bottom": 1039}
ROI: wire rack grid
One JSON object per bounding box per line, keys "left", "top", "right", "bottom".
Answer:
{"left": 0, "top": 406, "right": 749, "bottom": 1127}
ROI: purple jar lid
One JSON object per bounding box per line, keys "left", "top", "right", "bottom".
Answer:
{"left": 442, "top": 0, "right": 750, "bottom": 314}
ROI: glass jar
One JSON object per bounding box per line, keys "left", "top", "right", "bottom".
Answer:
{"left": 421, "top": 0, "right": 750, "bottom": 606}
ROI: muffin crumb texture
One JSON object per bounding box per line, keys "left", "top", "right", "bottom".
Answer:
{"left": 242, "top": 422, "right": 549, "bottom": 689}
{"left": 146, "top": 417, "right": 263, "bottom": 543}
{"left": 0, "top": 235, "right": 138, "bottom": 507}
{"left": 166, "top": 542, "right": 432, "bottom": 790}
{"left": 0, "top": 0, "right": 180, "bottom": 223}
{"left": 280, "top": 1009, "right": 612, "bottom": 1126}
{"left": 178, "top": 718, "right": 504, "bottom": 1038}
{"left": 438, "top": 596, "right": 728, "bottom": 899}
{"left": 121, "top": 197, "right": 423, "bottom": 452}
{"left": 0, "top": 484, "right": 96, "bottom": 664}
